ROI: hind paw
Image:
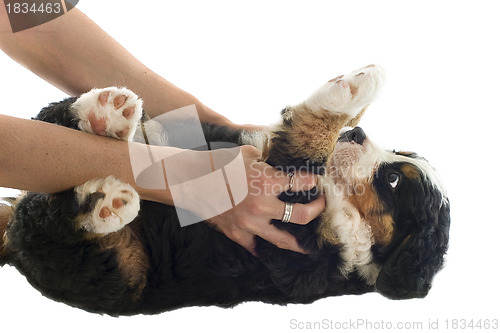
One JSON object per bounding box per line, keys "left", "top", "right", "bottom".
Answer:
{"left": 305, "top": 64, "right": 385, "bottom": 118}
{"left": 71, "top": 87, "right": 143, "bottom": 141}
{"left": 75, "top": 176, "right": 140, "bottom": 234}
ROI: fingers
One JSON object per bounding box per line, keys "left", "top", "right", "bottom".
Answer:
{"left": 251, "top": 198, "right": 325, "bottom": 252}
{"left": 238, "top": 229, "right": 307, "bottom": 256}
{"left": 209, "top": 197, "right": 325, "bottom": 257}
{"left": 211, "top": 148, "right": 327, "bottom": 255}
{"left": 251, "top": 164, "right": 318, "bottom": 195}
{"left": 273, "top": 170, "right": 324, "bottom": 225}
{"left": 284, "top": 170, "right": 318, "bottom": 193}
{"left": 230, "top": 232, "right": 258, "bottom": 257}
{"left": 253, "top": 193, "right": 323, "bottom": 224}
{"left": 287, "top": 195, "right": 326, "bottom": 225}
{"left": 258, "top": 227, "right": 308, "bottom": 254}
{"left": 223, "top": 223, "right": 307, "bottom": 256}
{"left": 207, "top": 217, "right": 258, "bottom": 256}
{"left": 240, "top": 145, "right": 262, "bottom": 159}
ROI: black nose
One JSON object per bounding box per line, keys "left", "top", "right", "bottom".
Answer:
{"left": 338, "top": 127, "right": 366, "bottom": 145}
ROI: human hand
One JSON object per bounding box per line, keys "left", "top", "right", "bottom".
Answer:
{"left": 207, "top": 146, "right": 326, "bottom": 256}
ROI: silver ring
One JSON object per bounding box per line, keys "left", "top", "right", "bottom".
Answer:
{"left": 287, "top": 172, "right": 295, "bottom": 192}
{"left": 282, "top": 202, "right": 293, "bottom": 223}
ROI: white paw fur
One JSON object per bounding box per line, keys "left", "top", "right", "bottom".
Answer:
{"left": 75, "top": 176, "right": 140, "bottom": 234}
{"left": 304, "top": 64, "right": 385, "bottom": 117}
{"left": 71, "top": 87, "right": 143, "bottom": 141}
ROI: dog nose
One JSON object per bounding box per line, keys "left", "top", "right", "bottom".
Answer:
{"left": 338, "top": 127, "right": 366, "bottom": 145}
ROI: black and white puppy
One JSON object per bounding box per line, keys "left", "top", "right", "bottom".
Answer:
{"left": 0, "top": 65, "right": 450, "bottom": 315}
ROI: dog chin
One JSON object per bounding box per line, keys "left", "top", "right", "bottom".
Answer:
{"left": 328, "top": 138, "right": 383, "bottom": 185}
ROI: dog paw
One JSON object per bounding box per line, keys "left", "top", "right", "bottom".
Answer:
{"left": 75, "top": 176, "right": 140, "bottom": 234}
{"left": 305, "top": 64, "right": 385, "bottom": 118}
{"left": 71, "top": 87, "right": 143, "bottom": 141}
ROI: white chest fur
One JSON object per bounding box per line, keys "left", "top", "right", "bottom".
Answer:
{"left": 319, "top": 176, "right": 381, "bottom": 285}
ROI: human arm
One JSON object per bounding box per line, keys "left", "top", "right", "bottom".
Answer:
{"left": 0, "top": 115, "right": 324, "bottom": 253}
{"left": 0, "top": 2, "right": 322, "bottom": 253}
{"left": 0, "top": 1, "right": 258, "bottom": 130}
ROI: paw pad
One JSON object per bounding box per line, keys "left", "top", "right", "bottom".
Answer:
{"left": 329, "top": 74, "right": 344, "bottom": 83}
{"left": 305, "top": 64, "right": 385, "bottom": 117}
{"left": 71, "top": 87, "right": 143, "bottom": 141}
{"left": 76, "top": 176, "right": 141, "bottom": 234}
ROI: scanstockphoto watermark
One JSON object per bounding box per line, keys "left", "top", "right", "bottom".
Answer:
{"left": 289, "top": 317, "right": 500, "bottom": 331}
{"left": 290, "top": 318, "right": 426, "bottom": 331}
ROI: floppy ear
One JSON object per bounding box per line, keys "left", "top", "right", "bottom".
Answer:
{"left": 375, "top": 203, "right": 450, "bottom": 300}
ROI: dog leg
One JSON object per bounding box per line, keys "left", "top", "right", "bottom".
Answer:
{"left": 70, "top": 87, "right": 143, "bottom": 141}
{"left": 266, "top": 64, "right": 385, "bottom": 171}
{"left": 74, "top": 176, "right": 140, "bottom": 235}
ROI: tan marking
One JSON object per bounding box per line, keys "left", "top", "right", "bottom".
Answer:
{"left": 259, "top": 135, "right": 271, "bottom": 161}
{"left": 317, "top": 210, "right": 340, "bottom": 247}
{"left": 97, "top": 226, "right": 149, "bottom": 299}
{"left": 0, "top": 196, "right": 22, "bottom": 260}
{"left": 346, "top": 181, "right": 394, "bottom": 245}
{"left": 276, "top": 103, "right": 351, "bottom": 162}
{"left": 78, "top": 218, "right": 149, "bottom": 299}
{"left": 0, "top": 203, "right": 13, "bottom": 258}
{"left": 401, "top": 163, "right": 421, "bottom": 179}
{"left": 396, "top": 151, "right": 415, "bottom": 157}
{"left": 263, "top": 80, "right": 374, "bottom": 244}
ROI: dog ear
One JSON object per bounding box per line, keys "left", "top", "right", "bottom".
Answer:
{"left": 375, "top": 204, "right": 450, "bottom": 300}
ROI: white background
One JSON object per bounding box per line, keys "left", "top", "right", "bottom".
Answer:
{"left": 1, "top": 1, "right": 499, "bottom": 332}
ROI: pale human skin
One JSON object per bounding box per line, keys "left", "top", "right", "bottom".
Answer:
{"left": 0, "top": 2, "right": 325, "bottom": 254}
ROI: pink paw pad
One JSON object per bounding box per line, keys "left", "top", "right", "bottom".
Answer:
{"left": 113, "top": 94, "right": 127, "bottom": 109}
{"left": 97, "top": 199, "right": 127, "bottom": 218}
{"left": 99, "top": 207, "right": 112, "bottom": 219}
{"left": 88, "top": 111, "right": 107, "bottom": 136}
{"left": 74, "top": 87, "right": 143, "bottom": 141}
{"left": 122, "top": 106, "right": 135, "bottom": 120}
{"left": 329, "top": 75, "right": 344, "bottom": 83}
{"left": 98, "top": 92, "right": 110, "bottom": 106}
{"left": 97, "top": 92, "right": 136, "bottom": 120}
{"left": 115, "top": 128, "right": 131, "bottom": 139}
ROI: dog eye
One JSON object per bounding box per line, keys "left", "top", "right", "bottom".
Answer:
{"left": 388, "top": 173, "right": 400, "bottom": 189}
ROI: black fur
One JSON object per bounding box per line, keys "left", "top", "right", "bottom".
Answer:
{"left": 33, "top": 97, "right": 79, "bottom": 129}
{"left": 372, "top": 162, "right": 451, "bottom": 299}
{"left": 6, "top": 191, "right": 141, "bottom": 314}
{"left": 267, "top": 108, "right": 327, "bottom": 176}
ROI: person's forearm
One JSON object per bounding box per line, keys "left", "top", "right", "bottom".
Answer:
{"left": 0, "top": 2, "right": 232, "bottom": 126}
{"left": 0, "top": 115, "right": 174, "bottom": 204}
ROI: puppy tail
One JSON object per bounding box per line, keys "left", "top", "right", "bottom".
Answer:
{"left": 0, "top": 200, "right": 14, "bottom": 266}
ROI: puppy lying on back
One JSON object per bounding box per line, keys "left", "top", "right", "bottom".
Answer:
{"left": 0, "top": 65, "right": 450, "bottom": 315}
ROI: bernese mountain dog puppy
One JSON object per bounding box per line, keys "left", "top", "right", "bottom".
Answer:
{"left": 0, "top": 65, "right": 450, "bottom": 315}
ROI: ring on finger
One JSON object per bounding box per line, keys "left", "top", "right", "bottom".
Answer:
{"left": 287, "top": 172, "right": 295, "bottom": 192}
{"left": 282, "top": 202, "right": 293, "bottom": 223}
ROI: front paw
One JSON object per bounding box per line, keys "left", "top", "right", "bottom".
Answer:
{"left": 71, "top": 87, "right": 143, "bottom": 141}
{"left": 75, "top": 176, "right": 140, "bottom": 234}
{"left": 304, "top": 64, "right": 385, "bottom": 118}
